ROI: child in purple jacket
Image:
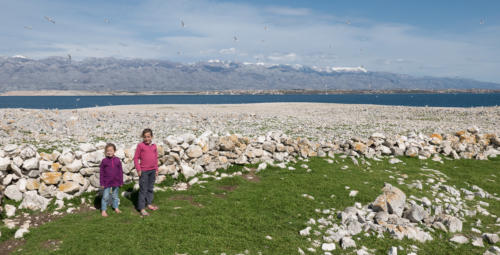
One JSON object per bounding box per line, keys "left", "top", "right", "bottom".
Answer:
{"left": 100, "top": 143, "right": 123, "bottom": 217}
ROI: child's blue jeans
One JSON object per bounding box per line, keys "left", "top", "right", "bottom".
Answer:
{"left": 101, "top": 186, "right": 120, "bottom": 211}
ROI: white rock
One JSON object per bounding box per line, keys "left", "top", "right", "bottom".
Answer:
{"left": 450, "top": 235, "right": 468, "bottom": 244}
{"left": 322, "top": 243, "right": 335, "bottom": 251}
{"left": 472, "top": 237, "right": 484, "bottom": 247}
{"left": 372, "top": 183, "right": 406, "bottom": 217}
{"left": 79, "top": 143, "right": 96, "bottom": 152}
{"left": 186, "top": 145, "right": 203, "bottom": 158}
{"left": 22, "top": 157, "right": 39, "bottom": 170}
{"left": 95, "top": 141, "right": 107, "bottom": 150}
{"left": 485, "top": 246, "right": 500, "bottom": 255}
{"left": 180, "top": 163, "right": 197, "bottom": 179}
{"left": 484, "top": 233, "right": 500, "bottom": 244}
{"left": 0, "top": 157, "right": 10, "bottom": 171}
{"left": 60, "top": 151, "right": 75, "bottom": 165}
{"left": 19, "top": 190, "right": 51, "bottom": 211}
{"left": 4, "top": 184, "right": 23, "bottom": 201}
{"left": 298, "top": 247, "right": 305, "bottom": 255}
{"left": 436, "top": 214, "right": 462, "bottom": 233}
{"left": 299, "top": 226, "right": 311, "bottom": 236}
{"left": 405, "top": 204, "right": 427, "bottom": 223}
{"left": 16, "top": 178, "right": 27, "bottom": 193}
{"left": 388, "top": 246, "right": 397, "bottom": 255}
{"left": 20, "top": 145, "right": 36, "bottom": 159}
{"left": 421, "top": 197, "right": 432, "bottom": 207}
{"left": 388, "top": 158, "right": 403, "bottom": 164}
{"left": 349, "top": 190, "right": 359, "bottom": 197}
{"left": 188, "top": 177, "right": 199, "bottom": 186}
{"left": 5, "top": 204, "right": 16, "bottom": 217}
{"left": 14, "top": 228, "right": 29, "bottom": 239}
{"left": 3, "top": 144, "right": 18, "bottom": 153}
{"left": 2, "top": 174, "right": 13, "bottom": 185}
{"left": 257, "top": 162, "right": 267, "bottom": 171}
{"left": 341, "top": 236, "right": 356, "bottom": 249}
{"left": 63, "top": 159, "right": 83, "bottom": 172}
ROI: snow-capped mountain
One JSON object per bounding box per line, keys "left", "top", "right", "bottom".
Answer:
{"left": 0, "top": 56, "right": 498, "bottom": 92}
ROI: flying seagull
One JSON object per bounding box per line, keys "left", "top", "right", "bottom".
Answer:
{"left": 264, "top": 25, "right": 268, "bottom": 31}
{"left": 181, "top": 19, "right": 185, "bottom": 28}
{"left": 24, "top": 26, "right": 32, "bottom": 30}
{"left": 346, "top": 20, "right": 351, "bottom": 25}
{"left": 233, "top": 36, "right": 238, "bottom": 42}
{"left": 44, "top": 16, "right": 55, "bottom": 24}
{"left": 104, "top": 18, "right": 110, "bottom": 24}
{"left": 67, "top": 54, "right": 72, "bottom": 64}
{"left": 480, "top": 19, "right": 485, "bottom": 25}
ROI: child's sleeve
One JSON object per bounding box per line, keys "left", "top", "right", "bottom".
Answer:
{"left": 99, "top": 160, "right": 104, "bottom": 187}
{"left": 133, "top": 144, "right": 141, "bottom": 172}
{"left": 155, "top": 145, "right": 159, "bottom": 172}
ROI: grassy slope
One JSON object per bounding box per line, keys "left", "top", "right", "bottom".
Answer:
{"left": 2, "top": 155, "right": 499, "bottom": 255}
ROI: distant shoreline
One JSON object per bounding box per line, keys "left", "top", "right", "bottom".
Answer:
{"left": 1, "top": 89, "right": 500, "bottom": 96}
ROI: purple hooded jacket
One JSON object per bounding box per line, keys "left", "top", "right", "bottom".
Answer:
{"left": 100, "top": 156, "right": 123, "bottom": 187}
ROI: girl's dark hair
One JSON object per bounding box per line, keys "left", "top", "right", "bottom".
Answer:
{"left": 142, "top": 128, "right": 153, "bottom": 137}
{"left": 105, "top": 143, "right": 116, "bottom": 151}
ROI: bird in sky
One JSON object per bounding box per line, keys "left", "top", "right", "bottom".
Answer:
{"left": 67, "top": 54, "right": 72, "bottom": 63}
{"left": 264, "top": 25, "right": 268, "bottom": 31}
{"left": 480, "top": 19, "right": 485, "bottom": 25}
{"left": 233, "top": 36, "right": 238, "bottom": 42}
{"left": 181, "top": 19, "right": 185, "bottom": 28}
{"left": 346, "top": 20, "right": 351, "bottom": 25}
{"left": 44, "top": 16, "right": 56, "bottom": 24}
{"left": 24, "top": 26, "right": 32, "bottom": 30}
{"left": 104, "top": 18, "right": 110, "bottom": 24}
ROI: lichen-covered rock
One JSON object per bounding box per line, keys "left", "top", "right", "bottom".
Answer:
{"left": 219, "top": 137, "right": 235, "bottom": 151}
{"left": 41, "top": 172, "right": 62, "bottom": 185}
{"left": 372, "top": 184, "right": 406, "bottom": 217}
{"left": 58, "top": 181, "right": 80, "bottom": 194}
{"left": 25, "top": 179, "right": 40, "bottom": 190}
{"left": 186, "top": 145, "right": 203, "bottom": 158}
{"left": 435, "top": 214, "right": 462, "bottom": 233}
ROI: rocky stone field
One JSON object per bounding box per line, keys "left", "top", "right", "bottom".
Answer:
{"left": 0, "top": 103, "right": 499, "bottom": 254}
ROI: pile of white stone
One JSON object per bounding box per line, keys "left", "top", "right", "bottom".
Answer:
{"left": 299, "top": 174, "right": 500, "bottom": 254}
{"left": 0, "top": 129, "right": 500, "bottom": 215}
{"left": 0, "top": 128, "right": 498, "bottom": 218}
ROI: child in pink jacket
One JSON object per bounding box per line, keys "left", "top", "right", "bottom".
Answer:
{"left": 133, "top": 128, "right": 159, "bottom": 216}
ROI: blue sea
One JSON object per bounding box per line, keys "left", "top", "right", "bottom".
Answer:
{"left": 0, "top": 93, "right": 499, "bottom": 109}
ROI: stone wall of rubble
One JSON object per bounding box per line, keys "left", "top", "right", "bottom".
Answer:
{"left": 0, "top": 128, "right": 499, "bottom": 211}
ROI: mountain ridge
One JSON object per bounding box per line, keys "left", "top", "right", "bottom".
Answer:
{"left": 1, "top": 56, "right": 499, "bottom": 92}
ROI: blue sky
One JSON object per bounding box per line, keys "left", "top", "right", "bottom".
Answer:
{"left": 1, "top": 0, "right": 499, "bottom": 83}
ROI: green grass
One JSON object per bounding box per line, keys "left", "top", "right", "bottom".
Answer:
{"left": 3, "top": 155, "right": 500, "bottom": 255}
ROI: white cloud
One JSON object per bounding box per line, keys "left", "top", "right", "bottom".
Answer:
{"left": 265, "top": 6, "right": 311, "bottom": 16}
{"left": 267, "top": 52, "right": 297, "bottom": 62}
{"left": 219, "top": 47, "right": 236, "bottom": 54}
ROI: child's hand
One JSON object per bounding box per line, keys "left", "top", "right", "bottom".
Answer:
{"left": 100, "top": 186, "right": 104, "bottom": 189}
{"left": 137, "top": 171, "right": 141, "bottom": 177}
{"left": 155, "top": 171, "right": 159, "bottom": 177}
